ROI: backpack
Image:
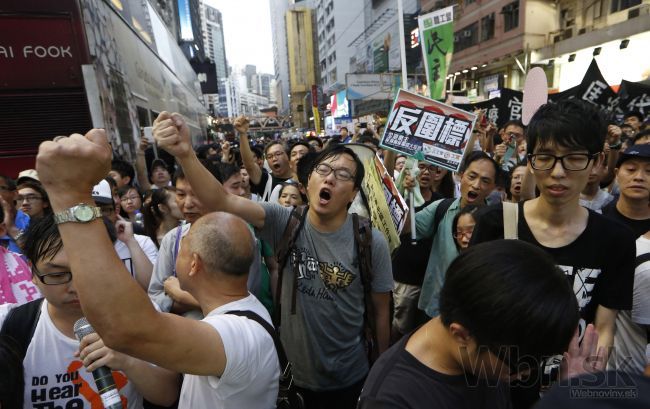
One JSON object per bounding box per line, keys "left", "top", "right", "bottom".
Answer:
{"left": 274, "top": 205, "right": 379, "bottom": 362}
{"left": 432, "top": 198, "right": 455, "bottom": 236}
{"left": 225, "top": 310, "right": 304, "bottom": 409}
{"left": 0, "top": 298, "right": 45, "bottom": 361}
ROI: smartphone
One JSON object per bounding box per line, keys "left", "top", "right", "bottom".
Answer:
{"left": 143, "top": 126, "right": 154, "bottom": 143}
{"left": 360, "top": 122, "right": 367, "bottom": 128}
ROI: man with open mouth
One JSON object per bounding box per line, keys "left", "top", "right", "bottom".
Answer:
{"left": 402, "top": 151, "right": 498, "bottom": 320}
{"left": 153, "top": 112, "right": 393, "bottom": 409}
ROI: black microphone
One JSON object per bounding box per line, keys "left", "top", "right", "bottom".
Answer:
{"left": 73, "top": 317, "right": 123, "bottom": 409}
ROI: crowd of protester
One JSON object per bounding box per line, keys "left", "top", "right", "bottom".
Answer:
{"left": 0, "top": 101, "right": 650, "bottom": 408}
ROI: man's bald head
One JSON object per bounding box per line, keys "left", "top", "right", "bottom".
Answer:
{"left": 188, "top": 212, "right": 255, "bottom": 277}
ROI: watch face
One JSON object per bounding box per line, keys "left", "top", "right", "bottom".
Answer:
{"left": 74, "top": 205, "right": 95, "bottom": 222}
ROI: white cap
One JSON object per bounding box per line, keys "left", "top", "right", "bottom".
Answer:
{"left": 91, "top": 179, "right": 113, "bottom": 205}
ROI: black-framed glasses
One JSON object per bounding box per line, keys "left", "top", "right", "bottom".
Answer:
{"left": 418, "top": 164, "right": 439, "bottom": 173}
{"left": 314, "top": 163, "right": 355, "bottom": 182}
{"left": 528, "top": 153, "right": 597, "bottom": 171}
{"left": 32, "top": 265, "right": 73, "bottom": 285}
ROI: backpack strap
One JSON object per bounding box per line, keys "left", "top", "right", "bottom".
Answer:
{"left": 172, "top": 222, "right": 184, "bottom": 277}
{"left": 636, "top": 252, "right": 650, "bottom": 269}
{"left": 224, "top": 310, "right": 289, "bottom": 373}
{"left": 274, "top": 205, "right": 308, "bottom": 326}
{"left": 353, "top": 213, "right": 377, "bottom": 362}
{"left": 502, "top": 202, "right": 519, "bottom": 240}
{"left": 432, "top": 198, "right": 455, "bottom": 236}
{"left": 0, "top": 298, "right": 44, "bottom": 361}
{"left": 261, "top": 173, "right": 274, "bottom": 202}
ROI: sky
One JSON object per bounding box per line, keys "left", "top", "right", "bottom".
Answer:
{"left": 205, "top": 0, "right": 275, "bottom": 75}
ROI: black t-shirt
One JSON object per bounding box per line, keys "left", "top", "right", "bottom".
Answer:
{"left": 602, "top": 200, "right": 650, "bottom": 238}
{"left": 471, "top": 202, "right": 635, "bottom": 326}
{"left": 392, "top": 195, "right": 441, "bottom": 285}
{"left": 250, "top": 169, "right": 290, "bottom": 199}
{"left": 358, "top": 331, "right": 512, "bottom": 409}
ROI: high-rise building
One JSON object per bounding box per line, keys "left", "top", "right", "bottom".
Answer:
{"left": 176, "top": 0, "right": 206, "bottom": 62}
{"left": 269, "top": 0, "right": 291, "bottom": 114}
{"left": 202, "top": 5, "right": 228, "bottom": 81}
{"left": 286, "top": 6, "right": 319, "bottom": 128}
{"left": 201, "top": 4, "right": 228, "bottom": 115}
{"left": 315, "top": 0, "right": 365, "bottom": 94}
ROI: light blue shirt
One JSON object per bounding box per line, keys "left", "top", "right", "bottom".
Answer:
{"left": 415, "top": 198, "right": 461, "bottom": 317}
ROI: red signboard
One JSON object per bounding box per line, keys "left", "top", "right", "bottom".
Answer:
{"left": 0, "top": 15, "right": 85, "bottom": 89}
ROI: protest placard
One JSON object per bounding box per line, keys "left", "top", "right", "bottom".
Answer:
{"left": 380, "top": 89, "right": 477, "bottom": 172}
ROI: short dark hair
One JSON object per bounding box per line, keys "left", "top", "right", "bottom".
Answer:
{"left": 174, "top": 159, "right": 220, "bottom": 185}
{"left": 21, "top": 214, "right": 63, "bottom": 267}
{"left": 632, "top": 129, "right": 650, "bottom": 144}
{"left": 308, "top": 144, "right": 365, "bottom": 190}
{"left": 215, "top": 162, "right": 241, "bottom": 184}
{"left": 624, "top": 111, "right": 644, "bottom": 122}
{"left": 460, "top": 151, "right": 499, "bottom": 180}
{"left": 527, "top": 100, "right": 606, "bottom": 156}
{"left": 501, "top": 120, "right": 525, "bottom": 131}
{"left": 289, "top": 140, "right": 313, "bottom": 155}
{"left": 306, "top": 136, "right": 323, "bottom": 148}
{"left": 250, "top": 146, "right": 263, "bottom": 160}
{"left": 440, "top": 240, "right": 579, "bottom": 363}
{"left": 110, "top": 159, "right": 135, "bottom": 184}
{"left": 297, "top": 151, "right": 320, "bottom": 187}
{"left": 357, "top": 134, "right": 379, "bottom": 148}
{"left": 264, "top": 140, "right": 287, "bottom": 156}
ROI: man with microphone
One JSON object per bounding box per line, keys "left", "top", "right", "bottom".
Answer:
{"left": 33, "top": 129, "right": 281, "bottom": 408}
{"left": 0, "top": 214, "right": 179, "bottom": 408}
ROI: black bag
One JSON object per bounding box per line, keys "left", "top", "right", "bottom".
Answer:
{"left": 225, "top": 310, "right": 304, "bottom": 409}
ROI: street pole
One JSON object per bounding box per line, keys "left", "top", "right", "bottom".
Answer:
{"left": 397, "top": 0, "right": 408, "bottom": 90}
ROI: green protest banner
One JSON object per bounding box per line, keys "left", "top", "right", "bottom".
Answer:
{"left": 418, "top": 6, "right": 454, "bottom": 100}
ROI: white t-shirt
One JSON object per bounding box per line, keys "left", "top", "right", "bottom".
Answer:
{"left": 610, "top": 235, "right": 650, "bottom": 373}
{"left": 114, "top": 234, "right": 158, "bottom": 277}
{"left": 178, "top": 294, "right": 279, "bottom": 409}
{"left": 0, "top": 300, "right": 142, "bottom": 409}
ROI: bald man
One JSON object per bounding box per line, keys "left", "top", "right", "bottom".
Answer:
{"left": 32, "top": 128, "right": 280, "bottom": 408}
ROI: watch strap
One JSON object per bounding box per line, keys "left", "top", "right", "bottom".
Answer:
{"left": 54, "top": 204, "right": 102, "bottom": 224}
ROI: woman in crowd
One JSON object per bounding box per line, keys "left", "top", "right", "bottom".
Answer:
{"left": 418, "top": 162, "right": 455, "bottom": 200}
{"left": 142, "top": 187, "right": 183, "bottom": 248}
{"left": 452, "top": 205, "right": 479, "bottom": 250}
{"left": 277, "top": 181, "right": 305, "bottom": 208}
{"left": 505, "top": 165, "right": 527, "bottom": 203}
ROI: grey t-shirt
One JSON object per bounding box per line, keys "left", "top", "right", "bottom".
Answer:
{"left": 257, "top": 203, "right": 393, "bottom": 391}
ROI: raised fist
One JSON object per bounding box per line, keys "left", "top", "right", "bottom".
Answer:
{"left": 153, "top": 112, "right": 192, "bottom": 159}
{"left": 36, "top": 129, "right": 111, "bottom": 199}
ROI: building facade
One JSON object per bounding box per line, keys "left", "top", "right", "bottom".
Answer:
{"left": 286, "top": 7, "right": 319, "bottom": 128}
{"left": 201, "top": 4, "right": 229, "bottom": 115}
{"left": 269, "top": 0, "right": 291, "bottom": 114}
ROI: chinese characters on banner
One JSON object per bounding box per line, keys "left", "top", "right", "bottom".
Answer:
{"left": 418, "top": 6, "right": 454, "bottom": 100}
{"left": 348, "top": 144, "right": 408, "bottom": 252}
{"left": 381, "top": 89, "right": 477, "bottom": 172}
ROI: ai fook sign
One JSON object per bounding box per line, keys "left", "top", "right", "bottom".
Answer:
{"left": 23, "top": 45, "right": 73, "bottom": 58}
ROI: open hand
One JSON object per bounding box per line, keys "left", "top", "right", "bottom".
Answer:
{"left": 560, "top": 323, "right": 606, "bottom": 380}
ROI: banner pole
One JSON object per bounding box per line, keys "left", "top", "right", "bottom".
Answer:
{"left": 397, "top": 0, "right": 408, "bottom": 90}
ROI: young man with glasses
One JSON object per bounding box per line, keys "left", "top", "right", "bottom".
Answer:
{"left": 0, "top": 215, "right": 179, "bottom": 409}
{"left": 16, "top": 181, "right": 51, "bottom": 221}
{"left": 0, "top": 175, "right": 30, "bottom": 253}
{"left": 152, "top": 112, "right": 393, "bottom": 409}
{"left": 471, "top": 100, "right": 635, "bottom": 407}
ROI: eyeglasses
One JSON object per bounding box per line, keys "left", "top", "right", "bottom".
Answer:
{"left": 120, "top": 195, "right": 140, "bottom": 202}
{"left": 266, "top": 151, "right": 286, "bottom": 160}
{"left": 453, "top": 228, "right": 474, "bottom": 239}
{"left": 528, "top": 153, "right": 596, "bottom": 171}
{"left": 313, "top": 163, "right": 355, "bottom": 182}
{"left": 32, "top": 265, "right": 73, "bottom": 285}
{"left": 418, "top": 164, "right": 439, "bottom": 173}
{"left": 16, "top": 195, "right": 43, "bottom": 203}
{"left": 507, "top": 132, "right": 524, "bottom": 140}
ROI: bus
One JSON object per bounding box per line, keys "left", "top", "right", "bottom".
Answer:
{"left": 0, "top": 0, "right": 207, "bottom": 176}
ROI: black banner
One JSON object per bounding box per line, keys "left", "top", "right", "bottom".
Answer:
{"left": 453, "top": 59, "right": 648, "bottom": 127}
